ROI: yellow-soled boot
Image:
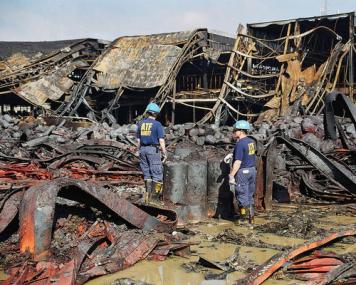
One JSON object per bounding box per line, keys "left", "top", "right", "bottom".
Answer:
{"left": 237, "top": 207, "right": 248, "bottom": 225}
{"left": 150, "top": 181, "right": 163, "bottom": 206}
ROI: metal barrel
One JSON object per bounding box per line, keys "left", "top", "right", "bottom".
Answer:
{"left": 163, "top": 159, "right": 208, "bottom": 223}
{"left": 163, "top": 161, "right": 188, "bottom": 204}
{"left": 186, "top": 160, "right": 207, "bottom": 221}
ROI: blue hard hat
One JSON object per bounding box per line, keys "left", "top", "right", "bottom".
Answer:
{"left": 234, "top": 120, "right": 251, "bottom": 130}
{"left": 146, "top": 102, "right": 161, "bottom": 113}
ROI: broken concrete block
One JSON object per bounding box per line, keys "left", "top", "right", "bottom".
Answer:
{"left": 301, "top": 118, "right": 317, "bottom": 133}
{"left": 302, "top": 133, "right": 321, "bottom": 150}
{"left": 3, "top": 114, "right": 13, "bottom": 123}
{"left": 345, "top": 123, "right": 355, "bottom": 135}
{"left": 293, "top": 117, "right": 303, "bottom": 124}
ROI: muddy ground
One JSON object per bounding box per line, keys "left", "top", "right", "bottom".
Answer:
{"left": 78, "top": 203, "right": 356, "bottom": 285}
{"left": 0, "top": 195, "right": 355, "bottom": 285}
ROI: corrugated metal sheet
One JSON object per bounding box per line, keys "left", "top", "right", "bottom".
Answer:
{"left": 17, "top": 62, "right": 79, "bottom": 107}
{"left": 248, "top": 12, "right": 352, "bottom": 28}
{"left": 93, "top": 31, "right": 195, "bottom": 89}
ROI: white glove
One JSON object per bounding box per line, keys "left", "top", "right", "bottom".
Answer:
{"left": 229, "top": 174, "right": 236, "bottom": 185}
{"left": 162, "top": 151, "right": 168, "bottom": 163}
{"left": 229, "top": 174, "right": 236, "bottom": 194}
{"left": 224, "top": 153, "right": 233, "bottom": 164}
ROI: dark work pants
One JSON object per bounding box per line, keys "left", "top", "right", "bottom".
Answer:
{"left": 139, "top": 146, "right": 163, "bottom": 182}
{"left": 235, "top": 167, "right": 256, "bottom": 207}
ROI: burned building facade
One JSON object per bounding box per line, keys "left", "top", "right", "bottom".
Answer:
{"left": 200, "top": 12, "right": 355, "bottom": 125}
{"left": 76, "top": 29, "right": 234, "bottom": 125}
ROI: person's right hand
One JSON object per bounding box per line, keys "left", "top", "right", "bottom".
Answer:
{"left": 229, "top": 175, "right": 236, "bottom": 194}
{"left": 162, "top": 150, "right": 168, "bottom": 163}
{"left": 229, "top": 174, "right": 236, "bottom": 185}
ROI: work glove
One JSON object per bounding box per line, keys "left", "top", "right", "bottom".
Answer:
{"left": 224, "top": 153, "right": 233, "bottom": 164}
{"left": 229, "top": 174, "right": 236, "bottom": 194}
{"left": 162, "top": 151, "right": 168, "bottom": 163}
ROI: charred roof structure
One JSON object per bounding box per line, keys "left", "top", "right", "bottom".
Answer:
{"left": 0, "top": 39, "right": 108, "bottom": 114}
{"left": 60, "top": 29, "right": 234, "bottom": 124}
{"left": 200, "top": 12, "right": 355, "bottom": 125}
{"left": 0, "top": 30, "right": 233, "bottom": 124}
{"left": 0, "top": 14, "right": 354, "bottom": 126}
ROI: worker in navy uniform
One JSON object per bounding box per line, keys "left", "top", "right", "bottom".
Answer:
{"left": 136, "top": 103, "right": 167, "bottom": 203}
{"left": 227, "top": 120, "right": 256, "bottom": 225}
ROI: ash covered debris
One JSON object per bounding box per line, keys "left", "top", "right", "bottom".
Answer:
{"left": 0, "top": 10, "right": 355, "bottom": 285}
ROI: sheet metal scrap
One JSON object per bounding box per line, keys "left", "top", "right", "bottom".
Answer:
{"left": 0, "top": 191, "right": 23, "bottom": 234}
{"left": 1, "top": 260, "right": 76, "bottom": 285}
{"left": 324, "top": 91, "right": 356, "bottom": 141}
{"left": 3, "top": 220, "right": 189, "bottom": 285}
{"left": 286, "top": 250, "right": 356, "bottom": 284}
{"left": 234, "top": 228, "right": 356, "bottom": 285}
{"left": 18, "top": 178, "right": 177, "bottom": 259}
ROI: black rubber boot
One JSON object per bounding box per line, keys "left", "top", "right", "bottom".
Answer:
{"left": 144, "top": 179, "right": 152, "bottom": 203}
{"left": 248, "top": 205, "right": 255, "bottom": 228}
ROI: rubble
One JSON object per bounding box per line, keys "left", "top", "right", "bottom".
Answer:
{"left": 0, "top": 10, "right": 355, "bottom": 285}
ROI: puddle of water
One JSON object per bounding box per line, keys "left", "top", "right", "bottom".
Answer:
{"left": 0, "top": 270, "right": 8, "bottom": 281}
{"left": 319, "top": 215, "right": 356, "bottom": 225}
{"left": 323, "top": 241, "right": 356, "bottom": 254}
{"left": 85, "top": 257, "right": 204, "bottom": 285}
{"left": 258, "top": 233, "right": 304, "bottom": 248}
{"left": 86, "top": 220, "right": 284, "bottom": 285}
{"left": 239, "top": 246, "right": 279, "bottom": 265}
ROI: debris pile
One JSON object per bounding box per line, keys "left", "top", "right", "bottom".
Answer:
{"left": 234, "top": 228, "right": 356, "bottom": 285}
{"left": 0, "top": 178, "right": 189, "bottom": 284}
{"left": 0, "top": 11, "right": 355, "bottom": 285}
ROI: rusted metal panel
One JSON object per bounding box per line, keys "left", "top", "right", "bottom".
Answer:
{"left": 0, "top": 191, "right": 23, "bottom": 234}
{"left": 234, "top": 228, "right": 356, "bottom": 285}
{"left": 254, "top": 155, "right": 265, "bottom": 211}
{"left": 19, "top": 178, "right": 177, "bottom": 259}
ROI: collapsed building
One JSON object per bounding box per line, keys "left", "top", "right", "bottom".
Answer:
{"left": 200, "top": 12, "right": 355, "bottom": 125}
{"left": 0, "top": 39, "right": 108, "bottom": 115}
{"left": 0, "top": 12, "right": 355, "bottom": 285}
{"left": 0, "top": 13, "right": 354, "bottom": 125}
{"left": 0, "top": 30, "right": 234, "bottom": 124}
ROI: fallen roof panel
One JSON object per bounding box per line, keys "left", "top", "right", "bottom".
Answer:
{"left": 93, "top": 30, "right": 197, "bottom": 89}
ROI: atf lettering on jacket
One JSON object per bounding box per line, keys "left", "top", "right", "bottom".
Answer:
{"left": 248, "top": 142, "right": 255, "bottom": 155}
{"left": 140, "top": 122, "right": 153, "bottom": 136}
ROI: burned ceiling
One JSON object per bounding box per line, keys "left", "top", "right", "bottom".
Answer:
{"left": 0, "top": 13, "right": 354, "bottom": 126}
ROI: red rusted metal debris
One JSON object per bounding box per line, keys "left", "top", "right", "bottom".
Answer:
{"left": 3, "top": 212, "right": 189, "bottom": 285}
{"left": 18, "top": 178, "right": 177, "bottom": 259}
{"left": 234, "top": 228, "right": 356, "bottom": 285}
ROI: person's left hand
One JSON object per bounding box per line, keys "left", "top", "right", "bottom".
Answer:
{"left": 224, "top": 153, "right": 233, "bottom": 164}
